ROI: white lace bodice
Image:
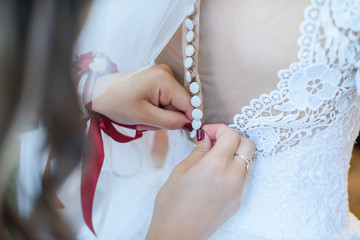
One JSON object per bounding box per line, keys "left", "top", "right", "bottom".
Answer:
{"left": 230, "top": 0, "right": 360, "bottom": 157}
{"left": 165, "top": 0, "right": 360, "bottom": 239}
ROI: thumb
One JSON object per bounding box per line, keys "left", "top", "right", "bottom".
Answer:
{"left": 179, "top": 129, "right": 212, "bottom": 170}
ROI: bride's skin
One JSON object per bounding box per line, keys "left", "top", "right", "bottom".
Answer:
{"left": 156, "top": 0, "right": 309, "bottom": 124}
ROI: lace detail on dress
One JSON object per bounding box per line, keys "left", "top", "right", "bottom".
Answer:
{"left": 230, "top": 0, "right": 360, "bottom": 157}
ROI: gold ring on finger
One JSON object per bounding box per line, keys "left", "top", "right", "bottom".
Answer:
{"left": 234, "top": 154, "right": 252, "bottom": 171}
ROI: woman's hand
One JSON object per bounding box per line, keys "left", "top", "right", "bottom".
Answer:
{"left": 92, "top": 64, "right": 194, "bottom": 131}
{"left": 146, "top": 124, "right": 256, "bottom": 240}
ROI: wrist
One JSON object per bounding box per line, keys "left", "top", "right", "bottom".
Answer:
{"left": 91, "top": 76, "right": 126, "bottom": 120}
{"left": 72, "top": 52, "right": 118, "bottom": 115}
{"left": 91, "top": 92, "right": 108, "bottom": 116}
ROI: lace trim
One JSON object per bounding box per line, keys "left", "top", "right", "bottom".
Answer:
{"left": 230, "top": 0, "right": 360, "bottom": 156}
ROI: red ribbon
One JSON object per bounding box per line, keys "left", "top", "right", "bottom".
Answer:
{"left": 81, "top": 111, "right": 142, "bottom": 235}
{"left": 71, "top": 52, "right": 140, "bottom": 235}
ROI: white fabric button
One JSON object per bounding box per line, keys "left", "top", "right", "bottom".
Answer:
{"left": 187, "top": 5, "right": 195, "bottom": 16}
{"left": 186, "top": 71, "right": 192, "bottom": 83}
{"left": 191, "top": 96, "right": 201, "bottom": 107}
{"left": 186, "top": 45, "right": 195, "bottom": 57}
{"left": 190, "top": 129, "right": 197, "bottom": 139}
{"left": 189, "top": 82, "right": 199, "bottom": 94}
{"left": 185, "top": 19, "right": 194, "bottom": 31}
{"left": 192, "top": 120, "right": 202, "bottom": 130}
{"left": 192, "top": 109, "right": 203, "bottom": 120}
{"left": 185, "top": 57, "right": 193, "bottom": 68}
{"left": 186, "top": 31, "right": 194, "bottom": 42}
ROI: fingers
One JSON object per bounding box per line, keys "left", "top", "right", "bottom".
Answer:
{"left": 137, "top": 64, "right": 194, "bottom": 130}
{"left": 202, "top": 124, "right": 256, "bottom": 200}
{"left": 162, "top": 82, "right": 193, "bottom": 121}
{"left": 203, "top": 124, "right": 241, "bottom": 160}
{"left": 155, "top": 66, "right": 194, "bottom": 121}
{"left": 140, "top": 102, "right": 192, "bottom": 130}
{"left": 201, "top": 124, "right": 256, "bottom": 174}
{"left": 234, "top": 137, "right": 256, "bottom": 165}
{"left": 179, "top": 129, "right": 212, "bottom": 171}
{"left": 227, "top": 136, "right": 256, "bottom": 179}
{"left": 135, "top": 124, "right": 161, "bottom": 132}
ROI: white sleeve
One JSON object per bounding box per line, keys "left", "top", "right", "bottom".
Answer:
{"left": 74, "top": 0, "right": 195, "bottom": 103}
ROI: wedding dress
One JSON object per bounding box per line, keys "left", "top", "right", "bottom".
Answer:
{"left": 18, "top": 0, "right": 360, "bottom": 239}
{"left": 161, "top": 0, "right": 360, "bottom": 239}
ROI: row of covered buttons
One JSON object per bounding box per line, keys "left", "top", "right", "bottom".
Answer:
{"left": 184, "top": 4, "right": 203, "bottom": 138}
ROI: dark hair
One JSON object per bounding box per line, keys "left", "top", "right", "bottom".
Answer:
{"left": 0, "top": 0, "right": 90, "bottom": 239}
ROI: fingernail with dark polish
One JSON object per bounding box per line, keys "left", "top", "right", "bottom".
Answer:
{"left": 182, "top": 123, "right": 193, "bottom": 132}
{"left": 196, "top": 129, "right": 205, "bottom": 143}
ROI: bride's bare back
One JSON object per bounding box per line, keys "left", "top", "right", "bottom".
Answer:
{"left": 156, "top": 0, "right": 309, "bottom": 124}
